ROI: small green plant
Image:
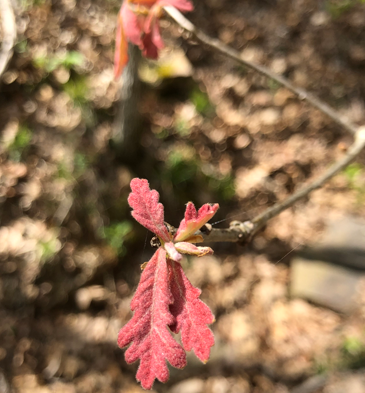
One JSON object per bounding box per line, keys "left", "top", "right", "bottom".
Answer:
{"left": 7, "top": 125, "right": 32, "bottom": 161}
{"left": 39, "top": 238, "right": 60, "bottom": 262}
{"left": 343, "top": 163, "right": 365, "bottom": 203}
{"left": 56, "top": 153, "right": 90, "bottom": 181}
{"left": 73, "top": 153, "right": 89, "bottom": 178}
{"left": 267, "top": 78, "right": 280, "bottom": 92}
{"left": 56, "top": 161, "right": 73, "bottom": 181}
{"left": 15, "top": 39, "right": 28, "bottom": 54}
{"left": 154, "top": 127, "right": 170, "bottom": 140}
{"left": 190, "top": 88, "right": 214, "bottom": 116}
{"left": 162, "top": 147, "right": 235, "bottom": 201}
{"left": 343, "top": 163, "right": 363, "bottom": 183}
{"left": 326, "top": 0, "right": 364, "bottom": 18}
{"left": 340, "top": 336, "right": 365, "bottom": 369}
{"left": 20, "top": 0, "right": 46, "bottom": 9}
{"left": 208, "top": 174, "right": 235, "bottom": 200}
{"left": 99, "top": 221, "right": 132, "bottom": 255}
{"left": 175, "top": 118, "right": 191, "bottom": 137}
{"left": 33, "top": 51, "right": 84, "bottom": 73}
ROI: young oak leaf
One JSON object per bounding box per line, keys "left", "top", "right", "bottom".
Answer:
{"left": 174, "top": 202, "right": 219, "bottom": 242}
{"left": 128, "top": 178, "right": 171, "bottom": 242}
{"left": 118, "top": 248, "right": 186, "bottom": 390}
{"left": 119, "top": 178, "right": 219, "bottom": 389}
{"left": 168, "top": 259, "right": 215, "bottom": 362}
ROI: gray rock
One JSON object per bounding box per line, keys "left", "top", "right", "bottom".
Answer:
{"left": 290, "top": 257, "right": 363, "bottom": 313}
{"left": 290, "top": 216, "right": 365, "bottom": 313}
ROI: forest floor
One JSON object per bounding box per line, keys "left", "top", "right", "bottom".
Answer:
{"left": 1, "top": 0, "right": 365, "bottom": 392}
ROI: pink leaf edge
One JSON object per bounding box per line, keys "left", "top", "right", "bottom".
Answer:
{"left": 174, "top": 202, "right": 219, "bottom": 242}
{"left": 128, "top": 178, "right": 171, "bottom": 242}
{"left": 118, "top": 249, "right": 186, "bottom": 390}
{"left": 168, "top": 260, "right": 215, "bottom": 362}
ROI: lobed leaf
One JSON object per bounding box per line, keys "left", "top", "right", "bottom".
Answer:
{"left": 128, "top": 178, "right": 171, "bottom": 242}
{"left": 174, "top": 202, "right": 219, "bottom": 242}
{"left": 168, "top": 260, "right": 215, "bottom": 362}
{"left": 118, "top": 248, "right": 186, "bottom": 389}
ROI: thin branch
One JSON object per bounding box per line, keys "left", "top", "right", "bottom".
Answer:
{"left": 165, "top": 127, "right": 365, "bottom": 244}
{"left": 200, "top": 127, "right": 365, "bottom": 243}
{"left": 251, "top": 127, "right": 365, "bottom": 231}
{"left": 0, "top": 0, "right": 16, "bottom": 78}
{"left": 163, "top": 6, "right": 358, "bottom": 136}
{"left": 161, "top": 6, "right": 365, "bottom": 244}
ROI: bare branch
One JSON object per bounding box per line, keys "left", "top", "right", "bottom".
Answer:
{"left": 252, "top": 127, "right": 365, "bottom": 229}
{"left": 161, "top": 7, "right": 365, "bottom": 244}
{"left": 207, "top": 127, "right": 365, "bottom": 243}
{"left": 163, "top": 6, "right": 358, "bottom": 136}
{"left": 0, "top": 0, "right": 16, "bottom": 78}
{"left": 166, "top": 128, "right": 365, "bottom": 244}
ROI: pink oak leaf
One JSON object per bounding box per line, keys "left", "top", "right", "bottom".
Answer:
{"left": 118, "top": 248, "right": 186, "bottom": 390}
{"left": 119, "top": 178, "right": 218, "bottom": 389}
{"left": 174, "top": 202, "right": 219, "bottom": 242}
{"left": 168, "top": 259, "right": 215, "bottom": 362}
{"left": 128, "top": 178, "right": 171, "bottom": 242}
{"left": 114, "top": 0, "right": 194, "bottom": 78}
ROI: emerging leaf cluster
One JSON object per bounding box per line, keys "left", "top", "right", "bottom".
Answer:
{"left": 118, "top": 178, "right": 218, "bottom": 389}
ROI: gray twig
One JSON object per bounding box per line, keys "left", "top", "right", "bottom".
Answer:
{"left": 163, "top": 6, "right": 358, "bottom": 136}
{"left": 162, "top": 6, "right": 365, "bottom": 243}
{"left": 199, "top": 127, "right": 365, "bottom": 243}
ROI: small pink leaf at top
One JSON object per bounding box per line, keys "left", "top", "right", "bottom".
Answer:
{"left": 168, "top": 260, "right": 215, "bottom": 362}
{"left": 128, "top": 178, "right": 171, "bottom": 242}
{"left": 174, "top": 242, "right": 213, "bottom": 257}
{"left": 174, "top": 202, "right": 219, "bottom": 242}
{"left": 114, "top": 9, "right": 129, "bottom": 79}
{"left": 118, "top": 249, "right": 186, "bottom": 390}
{"left": 121, "top": 1, "right": 144, "bottom": 47}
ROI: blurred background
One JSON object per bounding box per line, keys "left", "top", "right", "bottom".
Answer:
{"left": 1, "top": 0, "right": 365, "bottom": 392}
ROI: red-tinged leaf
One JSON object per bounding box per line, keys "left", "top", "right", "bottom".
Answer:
{"left": 118, "top": 248, "right": 186, "bottom": 390}
{"left": 114, "top": 9, "right": 129, "bottom": 79}
{"left": 174, "top": 202, "right": 219, "bottom": 242}
{"left": 122, "top": 1, "right": 144, "bottom": 46}
{"left": 141, "top": 32, "right": 159, "bottom": 59}
{"left": 128, "top": 178, "right": 171, "bottom": 242}
{"left": 174, "top": 242, "right": 213, "bottom": 257}
{"left": 168, "top": 260, "right": 215, "bottom": 362}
